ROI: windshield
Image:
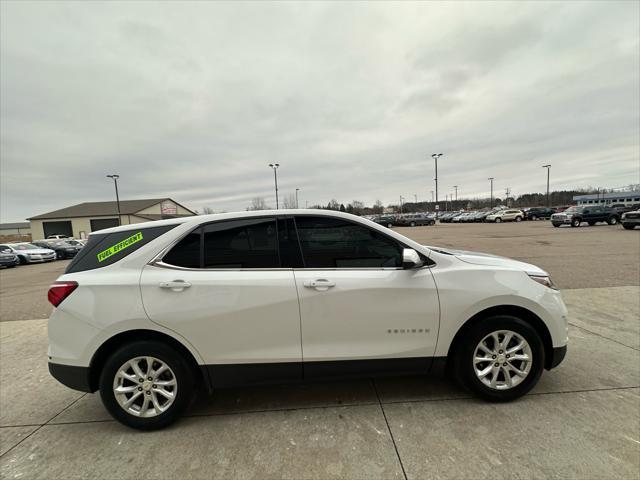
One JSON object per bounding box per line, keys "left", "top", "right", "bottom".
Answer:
{"left": 12, "top": 244, "right": 40, "bottom": 250}
{"left": 563, "top": 207, "right": 578, "bottom": 213}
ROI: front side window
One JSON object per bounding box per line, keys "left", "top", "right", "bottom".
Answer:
{"left": 294, "top": 216, "right": 402, "bottom": 268}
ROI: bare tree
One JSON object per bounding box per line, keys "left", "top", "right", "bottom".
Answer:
{"left": 373, "top": 200, "right": 384, "bottom": 214}
{"left": 327, "top": 199, "right": 340, "bottom": 210}
{"left": 201, "top": 206, "right": 215, "bottom": 214}
{"left": 351, "top": 200, "right": 364, "bottom": 215}
{"left": 282, "top": 193, "right": 297, "bottom": 209}
{"left": 247, "top": 197, "right": 270, "bottom": 211}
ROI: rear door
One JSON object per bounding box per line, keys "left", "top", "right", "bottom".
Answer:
{"left": 140, "top": 217, "right": 302, "bottom": 386}
{"left": 290, "top": 215, "right": 440, "bottom": 378}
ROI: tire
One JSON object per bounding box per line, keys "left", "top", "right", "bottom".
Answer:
{"left": 571, "top": 218, "right": 581, "bottom": 227}
{"left": 410, "top": 222, "right": 416, "bottom": 227}
{"left": 552, "top": 223, "right": 560, "bottom": 227}
{"left": 530, "top": 215, "right": 537, "bottom": 221}
{"left": 452, "top": 315, "right": 545, "bottom": 402}
{"left": 515, "top": 216, "right": 522, "bottom": 222}
{"left": 495, "top": 217, "right": 502, "bottom": 223}
{"left": 56, "top": 251, "right": 64, "bottom": 260}
{"left": 99, "top": 340, "right": 195, "bottom": 430}
{"left": 18, "top": 256, "right": 27, "bottom": 265}
{"left": 608, "top": 216, "right": 618, "bottom": 225}
{"left": 429, "top": 220, "right": 435, "bottom": 226}
{"left": 387, "top": 223, "right": 393, "bottom": 228}
{"left": 623, "top": 224, "right": 635, "bottom": 230}
{"left": 588, "top": 222, "right": 595, "bottom": 226}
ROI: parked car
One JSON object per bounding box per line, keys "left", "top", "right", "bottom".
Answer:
{"left": 610, "top": 203, "right": 640, "bottom": 218}
{"left": 65, "top": 239, "right": 87, "bottom": 247}
{"left": 372, "top": 215, "right": 397, "bottom": 228}
{"left": 0, "top": 246, "right": 19, "bottom": 268}
{"left": 621, "top": 210, "right": 640, "bottom": 230}
{"left": 524, "top": 207, "right": 556, "bottom": 220}
{"left": 32, "top": 240, "right": 82, "bottom": 260}
{"left": 550, "top": 206, "right": 619, "bottom": 227}
{"left": 0, "top": 243, "right": 56, "bottom": 264}
{"left": 485, "top": 209, "right": 525, "bottom": 223}
{"left": 48, "top": 210, "right": 568, "bottom": 430}
{"left": 46, "top": 234, "right": 70, "bottom": 239}
{"left": 397, "top": 214, "right": 435, "bottom": 227}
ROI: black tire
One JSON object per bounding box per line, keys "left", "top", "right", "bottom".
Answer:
{"left": 552, "top": 223, "right": 560, "bottom": 228}
{"left": 99, "top": 340, "right": 195, "bottom": 430}
{"left": 530, "top": 215, "right": 537, "bottom": 221}
{"left": 18, "top": 256, "right": 27, "bottom": 265}
{"left": 515, "top": 216, "right": 522, "bottom": 222}
{"left": 452, "top": 316, "right": 545, "bottom": 402}
{"left": 56, "top": 251, "right": 64, "bottom": 260}
{"left": 410, "top": 221, "right": 416, "bottom": 227}
{"left": 608, "top": 216, "right": 618, "bottom": 225}
{"left": 622, "top": 224, "right": 635, "bottom": 230}
{"left": 387, "top": 223, "right": 393, "bottom": 228}
{"left": 495, "top": 217, "right": 502, "bottom": 223}
{"left": 587, "top": 221, "right": 595, "bottom": 226}
{"left": 571, "top": 218, "right": 581, "bottom": 227}
{"left": 429, "top": 220, "right": 435, "bottom": 226}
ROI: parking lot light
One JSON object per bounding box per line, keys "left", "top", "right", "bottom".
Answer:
{"left": 106, "top": 174, "right": 121, "bottom": 226}
{"left": 488, "top": 177, "right": 494, "bottom": 208}
{"left": 542, "top": 165, "right": 551, "bottom": 207}
{"left": 431, "top": 153, "right": 443, "bottom": 219}
{"left": 268, "top": 164, "right": 280, "bottom": 209}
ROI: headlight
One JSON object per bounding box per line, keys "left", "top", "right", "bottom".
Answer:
{"left": 622, "top": 213, "right": 627, "bottom": 219}
{"left": 529, "top": 274, "right": 558, "bottom": 290}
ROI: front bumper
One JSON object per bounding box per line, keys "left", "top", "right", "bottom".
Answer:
{"left": 621, "top": 218, "right": 640, "bottom": 227}
{"left": 547, "top": 345, "right": 567, "bottom": 370}
{"left": 49, "top": 362, "right": 94, "bottom": 392}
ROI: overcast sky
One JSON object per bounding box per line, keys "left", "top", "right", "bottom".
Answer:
{"left": 1, "top": 1, "right": 639, "bottom": 221}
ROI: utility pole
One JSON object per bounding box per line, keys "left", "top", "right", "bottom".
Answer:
{"left": 431, "top": 153, "right": 443, "bottom": 219}
{"left": 542, "top": 164, "right": 551, "bottom": 207}
{"left": 399, "top": 195, "right": 404, "bottom": 214}
{"left": 453, "top": 185, "right": 458, "bottom": 202}
{"left": 488, "top": 177, "right": 494, "bottom": 208}
{"left": 295, "top": 188, "right": 300, "bottom": 209}
{"left": 505, "top": 187, "right": 511, "bottom": 207}
{"left": 268, "top": 164, "right": 280, "bottom": 209}
{"left": 106, "top": 174, "right": 122, "bottom": 226}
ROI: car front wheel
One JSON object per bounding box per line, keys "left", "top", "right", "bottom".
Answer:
{"left": 571, "top": 218, "right": 581, "bottom": 227}
{"left": 453, "top": 316, "right": 545, "bottom": 402}
{"left": 495, "top": 217, "right": 502, "bottom": 223}
{"left": 608, "top": 217, "right": 618, "bottom": 225}
{"left": 515, "top": 216, "right": 522, "bottom": 222}
{"left": 99, "top": 341, "right": 195, "bottom": 430}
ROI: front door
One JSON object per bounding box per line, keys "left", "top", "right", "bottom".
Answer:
{"left": 140, "top": 217, "right": 302, "bottom": 386}
{"left": 290, "top": 215, "right": 440, "bottom": 378}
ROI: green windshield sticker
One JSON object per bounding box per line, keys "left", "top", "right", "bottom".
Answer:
{"left": 97, "top": 232, "right": 143, "bottom": 262}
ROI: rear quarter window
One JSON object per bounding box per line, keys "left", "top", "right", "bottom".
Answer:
{"left": 65, "top": 225, "right": 177, "bottom": 274}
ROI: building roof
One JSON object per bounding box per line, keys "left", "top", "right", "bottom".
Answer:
{"left": 573, "top": 191, "right": 640, "bottom": 201}
{"left": 0, "top": 222, "right": 30, "bottom": 230}
{"left": 28, "top": 198, "right": 195, "bottom": 220}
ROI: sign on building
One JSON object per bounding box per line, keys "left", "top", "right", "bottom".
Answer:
{"left": 160, "top": 200, "right": 177, "bottom": 215}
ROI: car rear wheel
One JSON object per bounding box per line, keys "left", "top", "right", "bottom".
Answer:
{"left": 608, "top": 217, "right": 618, "bottom": 225}
{"left": 552, "top": 223, "right": 560, "bottom": 227}
{"left": 495, "top": 217, "right": 502, "bottom": 223}
{"left": 452, "top": 316, "right": 545, "bottom": 401}
{"left": 515, "top": 216, "right": 522, "bottom": 222}
{"left": 571, "top": 218, "right": 581, "bottom": 227}
{"left": 530, "top": 215, "right": 537, "bottom": 221}
{"left": 99, "top": 341, "right": 195, "bottom": 430}
{"left": 387, "top": 223, "right": 393, "bottom": 228}
{"left": 410, "top": 221, "right": 416, "bottom": 227}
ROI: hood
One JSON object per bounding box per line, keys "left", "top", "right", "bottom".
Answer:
{"left": 425, "top": 246, "right": 547, "bottom": 276}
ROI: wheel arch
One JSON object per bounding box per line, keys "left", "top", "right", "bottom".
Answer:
{"left": 88, "top": 329, "right": 211, "bottom": 393}
{"left": 446, "top": 305, "right": 554, "bottom": 370}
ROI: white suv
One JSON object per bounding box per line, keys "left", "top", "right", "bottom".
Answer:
{"left": 47, "top": 210, "right": 568, "bottom": 430}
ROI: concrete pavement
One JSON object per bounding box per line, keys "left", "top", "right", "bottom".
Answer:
{"left": 1, "top": 286, "right": 639, "bottom": 479}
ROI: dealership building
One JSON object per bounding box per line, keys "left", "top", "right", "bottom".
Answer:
{"left": 28, "top": 198, "right": 196, "bottom": 240}
{"left": 573, "top": 191, "right": 640, "bottom": 206}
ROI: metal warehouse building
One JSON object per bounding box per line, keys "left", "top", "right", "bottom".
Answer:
{"left": 28, "top": 198, "right": 195, "bottom": 240}
{"left": 573, "top": 191, "right": 640, "bottom": 206}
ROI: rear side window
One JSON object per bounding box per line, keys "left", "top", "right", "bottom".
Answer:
{"left": 65, "top": 225, "right": 177, "bottom": 274}
{"left": 294, "top": 216, "right": 402, "bottom": 268}
{"left": 162, "top": 217, "right": 281, "bottom": 269}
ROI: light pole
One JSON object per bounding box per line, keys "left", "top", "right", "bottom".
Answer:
{"left": 399, "top": 195, "right": 404, "bottom": 214}
{"left": 295, "top": 188, "right": 300, "bottom": 208}
{"left": 268, "top": 163, "right": 280, "bottom": 209}
{"left": 488, "top": 177, "right": 494, "bottom": 208}
{"left": 431, "top": 153, "right": 443, "bottom": 218}
{"left": 542, "top": 164, "right": 551, "bottom": 207}
{"left": 453, "top": 185, "right": 458, "bottom": 202}
{"left": 106, "top": 174, "right": 122, "bottom": 226}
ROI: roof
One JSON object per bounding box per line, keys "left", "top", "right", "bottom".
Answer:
{"left": 0, "top": 222, "right": 30, "bottom": 230}
{"left": 28, "top": 198, "right": 195, "bottom": 220}
{"left": 573, "top": 191, "right": 640, "bottom": 201}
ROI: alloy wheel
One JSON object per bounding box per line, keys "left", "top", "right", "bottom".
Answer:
{"left": 113, "top": 356, "right": 177, "bottom": 418}
{"left": 473, "top": 330, "right": 532, "bottom": 390}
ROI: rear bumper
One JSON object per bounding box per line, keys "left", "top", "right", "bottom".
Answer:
{"left": 48, "top": 362, "right": 94, "bottom": 392}
{"left": 547, "top": 345, "right": 567, "bottom": 370}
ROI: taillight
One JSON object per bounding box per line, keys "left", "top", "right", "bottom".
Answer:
{"left": 48, "top": 281, "right": 78, "bottom": 307}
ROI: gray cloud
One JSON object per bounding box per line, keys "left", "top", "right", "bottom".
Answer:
{"left": 1, "top": 1, "right": 638, "bottom": 221}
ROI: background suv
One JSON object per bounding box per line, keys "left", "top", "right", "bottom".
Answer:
{"left": 486, "top": 209, "right": 524, "bottom": 223}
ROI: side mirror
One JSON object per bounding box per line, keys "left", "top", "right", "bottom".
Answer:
{"left": 402, "top": 248, "right": 424, "bottom": 269}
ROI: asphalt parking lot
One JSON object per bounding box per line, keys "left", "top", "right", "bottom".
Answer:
{"left": 1, "top": 221, "right": 638, "bottom": 479}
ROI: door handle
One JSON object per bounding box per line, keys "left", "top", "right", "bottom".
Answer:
{"left": 159, "top": 280, "right": 192, "bottom": 291}
{"left": 303, "top": 279, "right": 336, "bottom": 291}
